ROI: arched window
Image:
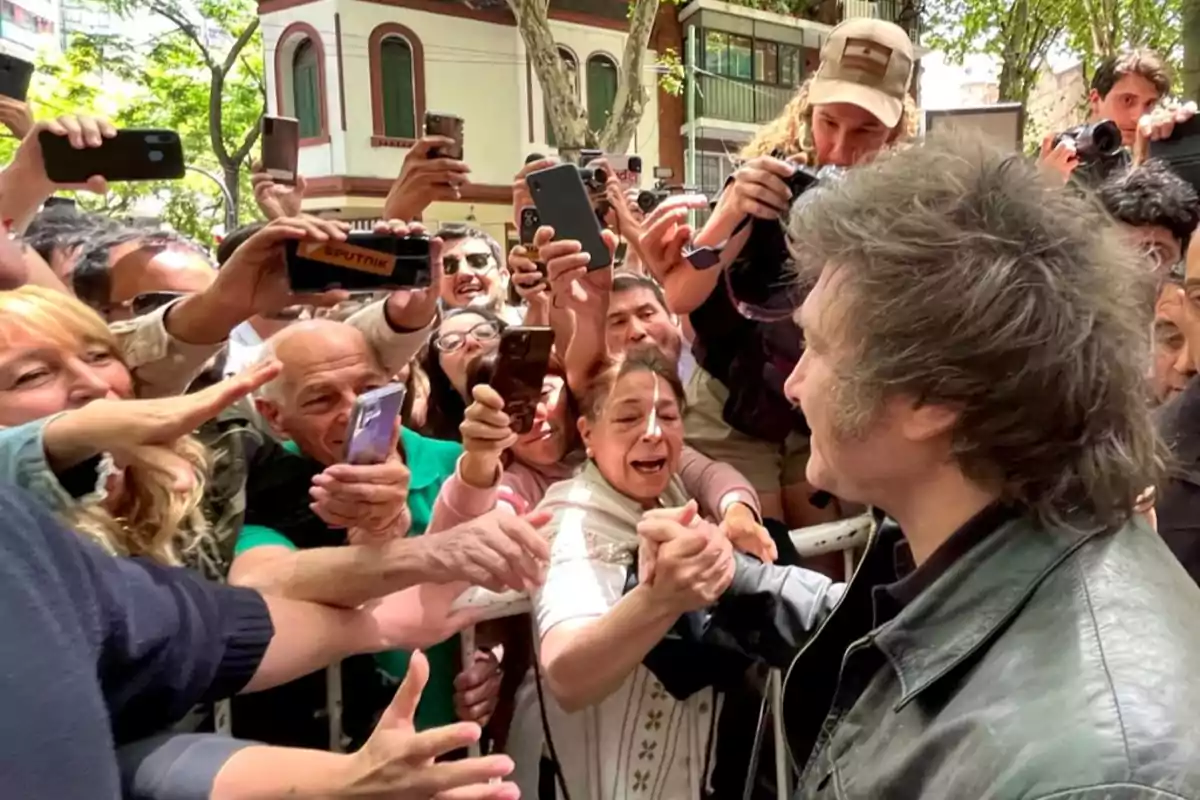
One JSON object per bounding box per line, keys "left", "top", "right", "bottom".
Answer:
{"left": 379, "top": 36, "right": 416, "bottom": 139}
{"left": 369, "top": 22, "right": 426, "bottom": 146}
{"left": 546, "top": 47, "right": 578, "bottom": 148}
{"left": 586, "top": 54, "right": 618, "bottom": 135}
{"left": 292, "top": 40, "right": 321, "bottom": 139}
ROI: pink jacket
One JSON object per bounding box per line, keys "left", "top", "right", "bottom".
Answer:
{"left": 428, "top": 446, "right": 760, "bottom": 533}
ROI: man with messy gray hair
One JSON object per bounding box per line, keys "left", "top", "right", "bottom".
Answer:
{"left": 643, "top": 134, "right": 1200, "bottom": 797}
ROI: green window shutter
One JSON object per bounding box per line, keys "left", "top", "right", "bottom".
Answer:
{"left": 586, "top": 56, "right": 617, "bottom": 135}
{"left": 380, "top": 38, "right": 416, "bottom": 138}
{"left": 293, "top": 41, "right": 321, "bottom": 138}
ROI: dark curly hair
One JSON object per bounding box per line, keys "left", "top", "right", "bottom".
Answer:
{"left": 418, "top": 306, "right": 508, "bottom": 441}
{"left": 1096, "top": 159, "right": 1200, "bottom": 256}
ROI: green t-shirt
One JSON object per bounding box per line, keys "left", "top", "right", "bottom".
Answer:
{"left": 235, "top": 427, "right": 464, "bottom": 731}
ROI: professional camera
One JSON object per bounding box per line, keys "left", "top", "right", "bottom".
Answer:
{"left": 577, "top": 150, "right": 642, "bottom": 194}
{"left": 1052, "top": 119, "right": 1125, "bottom": 184}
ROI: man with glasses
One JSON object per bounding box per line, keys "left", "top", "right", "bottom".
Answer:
{"left": 436, "top": 224, "right": 519, "bottom": 323}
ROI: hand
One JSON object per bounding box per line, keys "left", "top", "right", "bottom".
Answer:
{"left": 1039, "top": 133, "right": 1078, "bottom": 184}
{"left": 384, "top": 137, "right": 472, "bottom": 221}
{"left": 512, "top": 157, "right": 559, "bottom": 227}
{"left": 721, "top": 502, "right": 777, "bottom": 563}
{"left": 635, "top": 195, "right": 708, "bottom": 281}
{"left": 716, "top": 155, "right": 794, "bottom": 222}
{"left": 454, "top": 648, "right": 504, "bottom": 726}
{"left": 177, "top": 216, "right": 352, "bottom": 338}
{"left": 345, "top": 650, "right": 518, "bottom": 799}
{"left": 638, "top": 502, "right": 734, "bottom": 614}
{"left": 461, "top": 384, "right": 519, "bottom": 456}
{"left": 42, "top": 359, "right": 281, "bottom": 489}
{"left": 508, "top": 244, "right": 547, "bottom": 303}
{"left": 381, "top": 220, "right": 445, "bottom": 331}
{"left": 1134, "top": 103, "right": 1199, "bottom": 166}
{"left": 251, "top": 160, "right": 307, "bottom": 219}
{"left": 311, "top": 433, "right": 411, "bottom": 535}
{"left": 11, "top": 114, "right": 116, "bottom": 197}
{"left": 421, "top": 508, "right": 553, "bottom": 593}
{"left": 539, "top": 225, "right": 617, "bottom": 312}
{"left": 0, "top": 96, "right": 33, "bottom": 140}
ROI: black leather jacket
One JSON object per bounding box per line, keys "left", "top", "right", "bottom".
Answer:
{"left": 713, "top": 514, "right": 1200, "bottom": 798}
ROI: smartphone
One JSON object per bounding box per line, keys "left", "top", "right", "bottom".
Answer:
{"left": 0, "top": 54, "right": 33, "bottom": 102}
{"left": 40, "top": 128, "right": 186, "bottom": 183}
{"left": 518, "top": 205, "right": 545, "bottom": 272}
{"left": 491, "top": 326, "right": 554, "bottom": 434}
{"left": 1150, "top": 116, "right": 1200, "bottom": 197}
{"left": 261, "top": 115, "right": 300, "bottom": 186}
{"left": 425, "top": 111, "right": 464, "bottom": 161}
{"left": 345, "top": 383, "right": 407, "bottom": 465}
{"left": 285, "top": 231, "right": 433, "bottom": 293}
{"left": 526, "top": 163, "right": 612, "bottom": 271}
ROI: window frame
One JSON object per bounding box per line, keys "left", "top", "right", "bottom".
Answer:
{"left": 273, "top": 23, "right": 330, "bottom": 147}
{"left": 369, "top": 22, "right": 427, "bottom": 148}
{"left": 699, "top": 27, "right": 804, "bottom": 88}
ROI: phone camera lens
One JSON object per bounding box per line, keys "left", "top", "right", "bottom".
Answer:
{"left": 148, "top": 151, "right": 164, "bottom": 162}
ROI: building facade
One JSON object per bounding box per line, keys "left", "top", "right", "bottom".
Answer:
{"left": 1, "top": 0, "right": 58, "bottom": 60}
{"left": 257, "top": 0, "right": 662, "bottom": 247}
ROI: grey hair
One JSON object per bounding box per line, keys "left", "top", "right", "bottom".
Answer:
{"left": 788, "top": 133, "right": 1165, "bottom": 529}
{"left": 252, "top": 340, "right": 284, "bottom": 401}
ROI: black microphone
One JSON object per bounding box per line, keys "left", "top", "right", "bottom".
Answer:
{"left": 525, "top": 152, "right": 546, "bottom": 164}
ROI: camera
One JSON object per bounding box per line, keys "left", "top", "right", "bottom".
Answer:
{"left": 577, "top": 150, "right": 643, "bottom": 194}
{"left": 1052, "top": 119, "right": 1125, "bottom": 184}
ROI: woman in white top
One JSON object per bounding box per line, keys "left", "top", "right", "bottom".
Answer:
{"left": 533, "top": 347, "right": 736, "bottom": 800}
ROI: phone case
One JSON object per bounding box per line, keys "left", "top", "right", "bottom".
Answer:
{"left": 424, "top": 112, "right": 464, "bottom": 160}
{"left": 40, "top": 129, "right": 186, "bottom": 184}
{"left": 345, "top": 383, "right": 408, "bottom": 464}
{"left": 285, "top": 231, "right": 433, "bottom": 293}
{"left": 0, "top": 54, "right": 33, "bottom": 102}
{"left": 1150, "top": 117, "right": 1200, "bottom": 196}
{"left": 262, "top": 116, "right": 300, "bottom": 186}
{"left": 491, "top": 326, "right": 554, "bottom": 434}
{"left": 526, "top": 163, "right": 612, "bottom": 271}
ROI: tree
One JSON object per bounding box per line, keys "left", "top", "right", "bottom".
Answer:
{"left": 925, "top": 0, "right": 1069, "bottom": 108}
{"left": 1186, "top": 0, "right": 1200, "bottom": 102}
{"left": 510, "top": 0, "right": 681, "bottom": 155}
{"left": 1063, "top": 0, "right": 1182, "bottom": 89}
{"left": 77, "top": 0, "right": 265, "bottom": 232}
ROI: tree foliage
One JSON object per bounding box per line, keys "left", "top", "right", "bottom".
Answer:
{"left": 3, "top": 0, "right": 265, "bottom": 246}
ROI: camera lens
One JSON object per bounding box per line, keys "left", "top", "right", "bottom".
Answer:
{"left": 594, "top": 167, "right": 609, "bottom": 183}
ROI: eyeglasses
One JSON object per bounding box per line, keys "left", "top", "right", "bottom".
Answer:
{"left": 444, "top": 252, "right": 495, "bottom": 275}
{"left": 434, "top": 320, "right": 501, "bottom": 352}
{"left": 107, "top": 291, "right": 187, "bottom": 317}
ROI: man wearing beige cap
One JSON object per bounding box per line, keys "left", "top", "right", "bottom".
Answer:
{"left": 637, "top": 18, "right": 917, "bottom": 541}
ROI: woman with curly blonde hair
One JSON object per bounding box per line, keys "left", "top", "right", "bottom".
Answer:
{"left": 639, "top": 18, "right": 920, "bottom": 535}
{"left": 0, "top": 285, "right": 226, "bottom": 571}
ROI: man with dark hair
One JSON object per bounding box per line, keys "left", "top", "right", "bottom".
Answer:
{"left": 1041, "top": 48, "right": 1196, "bottom": 182}
{"left": 653, "top": 135, "right": 1200, "bottom": 796}
{"left": 1097, "top": 158, "right": 1200, "bottom": 273}
{"left": 436, "top": 223, "right": 513, "bottom": 319}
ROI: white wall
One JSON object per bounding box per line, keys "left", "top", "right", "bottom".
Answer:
{"left": 261, "top": 1, "right": 659, "bottom": 186}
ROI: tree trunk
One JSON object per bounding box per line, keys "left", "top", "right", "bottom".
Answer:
{"left": 1184, "top": 0, "right": 1200, "bottom": 102}
{"left": 223, "top": 164, "right": 241, "bottom": 228}
{"left": 508, "top": 0, "right": 589, "bottom": 154}
{"left": 597, "top": 0, "right": 660, "bottom": 153}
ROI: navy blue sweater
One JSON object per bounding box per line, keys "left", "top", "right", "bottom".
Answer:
{"left": 0, "top": 484, "right": 274, "bottom": 799}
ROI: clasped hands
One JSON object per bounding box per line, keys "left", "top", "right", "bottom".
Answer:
{"left": 636, "top": 500, "right": 737, "bottom": 615}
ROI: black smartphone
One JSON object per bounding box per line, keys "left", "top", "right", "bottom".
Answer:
{"left": 39, "top": 129, "right": 186, "bottom": 183}
{"left": 492, "top": 326, "right": 554, "bottom": 434}
{"left": 0, "top": 54, "right": 33, "bottom": 102}
{"left": 1150, "top": 116, "right": 1200, "bottom": 197}
{"left": 285, "top": 231, "right": 433, "bottom": 293}
{"left": 425, "top": 111, "right": 464, "bottom": 161}
{"left": 526, "top": 163, "right": 611, "bottom": 272}
{"left": 345, "top": 383, "right": 407, "bottom": 464}
{"left": 518, "top": 205, "right": 545, "bottom": 273}
{"left": 262, "top": 115, "right": 300, "bottom": 187}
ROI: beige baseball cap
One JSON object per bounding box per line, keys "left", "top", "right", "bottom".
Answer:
{"left": 808, "top": 18, "right": 915, "bottom": 129}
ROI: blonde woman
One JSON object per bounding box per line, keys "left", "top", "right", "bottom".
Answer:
{"left": 0, "top": 286, "right": 261, "bottom": 574}
{"left": 636, "top": 19, "right": 919, "bottom": 537}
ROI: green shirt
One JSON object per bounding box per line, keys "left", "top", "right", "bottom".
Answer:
{"left": 235, "top": 427, "right": 464, "bottom": 731}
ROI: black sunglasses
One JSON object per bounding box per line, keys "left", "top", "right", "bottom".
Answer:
{"left": 109, "top": 291, "right": 187, "bottom": 317}
{"left": 444, "top": 252, "right": 494, "bottom": 275}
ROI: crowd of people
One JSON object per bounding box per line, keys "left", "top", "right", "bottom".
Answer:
{"left": 5, "top": 14, "right": 1200, "bottom": 800}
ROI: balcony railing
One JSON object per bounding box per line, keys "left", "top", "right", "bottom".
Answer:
{"left": 695, "top": 74, "right": 793, "bottom": 125}
{"left": 841, "top": 0, "right": 921, "bottom": 42}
